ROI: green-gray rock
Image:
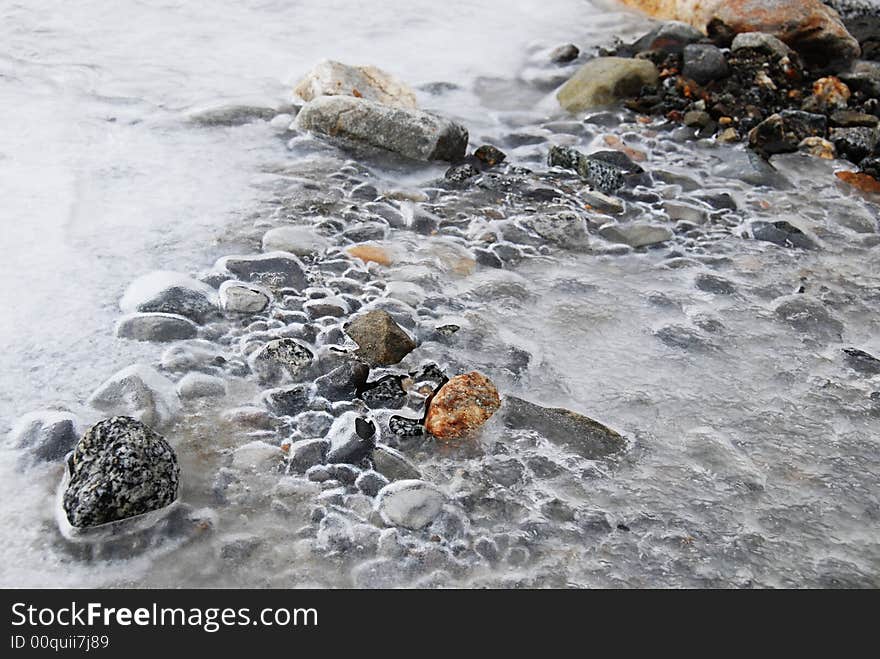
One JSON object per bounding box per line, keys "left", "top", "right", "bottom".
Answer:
{"left": 557, "top": 57, "right": 658, "bottom": 112}
{"left": 599, "top": 222, "right": 673, "bottom": 248}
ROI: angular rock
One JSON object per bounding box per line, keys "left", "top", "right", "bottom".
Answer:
{"left": 119, "top": 271, "right": 217, "bottom": 323}
{"left": 375, "top": 479, "right": 444, "bottom": 530}
{"left": 547, "top": 146, "right": 625, "bottom": 193}
{"left": 10, "top": 410, "right": 81, "bottom": 464}
{"left": 371, "top": 444, "right": 421, "bottom": 481}
{"left": 344, "top": 310, "right": 416, "bottom": 367}
{"left": 287, "top": 438, "right": 330, "bottom": 472}
{"left": 748, "top": 110, "right": 826, "bottom": 155}
{"left": 631, "top": 20, "right": 704, "bottom": 54}
{"left": 424, "top": 371, "right": 501, "bottom": 440}
{"left": 557, "top": 57, "right": 659, "bottom": 113}
{"left": 262, "top": 384, "right": 311, "bottom": 416}
{"left": 325, "top": 412, "right": 377, "bottom": 464}
{"left": 314, "top": 360, "right": 370, "bottom": 401}
{"left": 261, "top": 226, "right": 330, "bottom": 257}
{"left": 294, "top": 60, "right": 417, "bottom": 108}
{"left": 355, "top": 469, "right": 389, "bottom": 497}
{"left": 62, "top": 416, "right": 179, "bottom": 528}
{"left": 502, "top": 396, "right": 625, "bottom": 459}
{"left": 294, "top": 96, "right": 468, "bottom": 163}
{"left": 88, "top": 364, "right": 180, "bottom": 428}
{"left": 218, "top": 280, "right": 272, "bottom": 314}
{"left": 730, "top": 31, "right": 793, "bottom": 59}
{"left": 774, "top": 295, "right": 844, "bottom": 341}
{"left": 115, "top": 312, "right": 199, "bottom": 342}
{"left": 249, "top": 338, "right": 314, "bottom": 383}
{"left": 830, "top": 126, "right": 879, "bottom": 162}
{"left": 682, "top": 44, "right": 729, "bottom": 85}
{"left": 598, "top": 222, "right": 673, "bottom": 248}
{"left": 843, "top": 348, "right": 880, "bottom": 375}
{"left": 215, "top": 252, "right": 308, "bottom": 290}
{"left": 752, "top": 220, "right": 817, "bottom": 249}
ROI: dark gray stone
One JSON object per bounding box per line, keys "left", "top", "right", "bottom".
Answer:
{"left": 682, "top": 44, "right": 729, "bottom": 85}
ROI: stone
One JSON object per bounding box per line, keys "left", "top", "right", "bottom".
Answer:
{"left": 355, "top": 469, "right": 389, "bottom": 497}
{"left": 215, "top": 252, "right": 308, "bottom": 290}
{"left": 547, "top": 146, "right": 625, "bottom": 193}
{"left": 424, "top": 371, "right": 501, "bottom": 440}
{"left": 62, "top": 416, "right": 179, "bottom": 528}
{"left": 631, "top": 20, "right": 704, "bottom": 53}
{"left": 836, "top": 170, "right": 880, "bottom": 194}
{"left": 303, "top": 297, "right": 348, "bottom": 319}
{"left": 176, "top": 372, "right": 227, "bottom": 399}
{"left": 752, "top": 220, "right": 817, "bottom": 249}
{"left": 804, "top": 76, "right": 851, "bottom": 113}
{"left": 843, "top": 348, "right": 880, "bottom": 375}
{"left": 360, "top": 375, "right": 407, "bottom": 409}
{"left": 519, "top": 212, "right": 590, "bottom": 251}
{"left": 730, "top": 31, "right": 793, "bottom": 59}
{"left": 346, "top": 243, "right": 393, "bottom": 266}
{"left": 798, "top": 136, "right": 836, "bottom": 159}
{"left": 344, "top": 310, "right": 416, "bottom": 366}
{"left": 482, "top": 456, "right": 525, "bottom": 487}
{"left": 502, "top": 396, "right": 625, "bottom": 460}
{"left": 314, "top": 360, "right": 370, "bottom": 401}
{"left": 774, "top": 295, "right": 844, "bottom": 341}
{"left": 598, "top": 222, "right": 673, "bottom": 248}
{"left": 291, "top": 411, "right": 334, "bottom": 437}
{"left": 287, "top": 438, "right": 329, "bottom": 472}
{"left": 249, "top": 338, "right": 314, "bottom": 383}
{"left": 119, "top": 271, "right": 217, "bottom": 323}
{"left": 748, "top": 110, "right": 826, "bottom": 155}
{"left": 371, "top": 444, "right": 421, "bottom": 481}
{"left": 325, "top": 412, "right": 377, "bottom": 464}
{"left": 695, "top": 273, "right": 736, "bottom": 295}
{"left": 261, "top": 226, "right": 330, "bottom": 257}
{"left": 232, "top": 440, "right": 283, "bottom": 471}
{"left": 88, "top": 364, "right": 180, "bottom": 428}
{"left": 549, "top": 43, "right": 580, "bottom": 63}
{"left": 262, "top": 384, "right": 311, "bottom": 416}
{"left": 375, "top": 479, "right": 444, "bottom": 530}
{"left": 830, "top": 127, "right": 879, "bottom": 162}
{"left": 115, "top": 312, "right": 199, "bottom": 342}
{"left": 218, "top": 280, "right": 271, "bottom": 314}
{"left": 830, "top": 111, "right": 879, "bottom": 128}
{"left": 186, "top": 103, "right": 276, "bottom": 126}
{"left": 557, "top": 57, "right": 659, "bottom": 112}
{"left": 219, "top": 534, "right": 263, "bottom": 562}
{"left": 294, "top": 60, "right": 417, "bottom": 109}
{"left": 682, "top": 44, "right": 729, "bottom": 85}
{"left": 294, "top": 96, "right": 468, "bottom": 163}
{"left": 10, "top": 410, "right": 81, "bottom": 464}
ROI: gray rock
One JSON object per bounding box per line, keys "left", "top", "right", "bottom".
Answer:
{"left": 262, "top": 384, "right": 311, "bottom": 416}
{"left": 176, "top": 372, "right": 227, "bottom": 399}
{"left": 749, "top": 111, "right": 827, "bottom": 155}
{"left": 294, "top": 95, "right": 468, "bottom": 162}
{"left": 482, "top": 456, "right": 526, "bottom": 487}
{"left": 115, "top": 312, "right": 199, "bottom": 342}
{"left": 502, "top": 396, "right": 625, "bottom": 460}
{"left": 752, "top": 220, "right": 817, "bottom": 249}
{"left": 88, "top": 364, "right": 180, "bottom": 428}
{"left": 303, "top": 297, "right": 348, "bottom": 319}
{"left": 325, "top": 412, "right": 376, "bottom": 464}
{"left": 249, "top": 338, "right": 313, "bottom": 383}
{"left": 291, "top": 410, "right": 334, "bottom": 437}
{"left": 119, "top": 271, "right": 217, "bottom": 323}
{"left": 231, "top": 440, "right": 284, "bottom": 471}
{"left": 355, "top": 469, "right": 389, "bottom": 497}
{"left": 327, "top": 463, "right": 361, "bottom": 485}
{"left": 556, "top": 57, "right": 658, "bottom": 112}
{"left": 219, "top": 534, "right": 263, "bottom": 563}
{"left": 316, "top": 512, "right": 355, "bottom": 553}
{"left": 731, "top": 32, "right": 793, "bottom": 60}
{"left": 294, "top": 60, "right": 418, "bottom": 108}
{"left": 631, "top": 21, "right": 703, "bottom": 54}
{"left": 774, "top": 295, "right": 844, "bottom": 341}
{"left": 843, "top": 348, "right": 880, "bottom": 375}
{"left": 695, "top": 273, "right": 737, "bottom": 295}
{"left": 352, "top": 557, "right": 405, "bottom": 587}
{"left": 344, "top": 310, "right": 417, "bottom": 366}
{"left": 547, "top": 146, "right": 625, "bottom": 193}
{"left": 549, "top": 43, "right": 580, "bottom": 63}
{"left": 714, "top": 150, "right": 792, "bottom": 188}
{"left": 187, "top": 104, "right": 276, "bottom": 127}
{"left": 288, "top": 438, "right": 329, "bottom": 472}
{"left": 219, "top": 280, "right": 271, "bottom": 313}
{"left": 261, "top": 226, "right": 330, "bottom": 257}
{"left": 830, "top": 126, "right": 879, "bottom": 162}
{"left": 598, "top": 222, "right": 673, "bottom": 248}
{"left": 519, "top": 211, "right": 590, "bottom": 250}
{"left": 215, "top": 252, "right": 308, "bottom": 290}
{"left": 375, "top": 479, "right": 445, "bottom": 530}
{"left": 682, "top": 44, "right": 729, "bottom": 85}
{"left": 314, "top": 360, "right": 370, "bottom": 400}
{"left": 10, "top": 410, "right": 81, "bottom": 464}
{"left": 371, "top": 443, "right": 421, "bottom": 481}
{"left": 62, "top": 416, "right": 179, "bottom": 528}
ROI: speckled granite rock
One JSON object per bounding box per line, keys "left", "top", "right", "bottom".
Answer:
{"left": 62, "top": 416, "right": 180, "bottom": 528}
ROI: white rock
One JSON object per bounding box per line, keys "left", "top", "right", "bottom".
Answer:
{"left": 231, "top": 440, "right": 283, "bottom": 471}
{"left": 219, "top": 280, "right": 272, "bottom": 313}
{"left": 294, "top": 60, "right": 417, "bottom": 108}
{"left": 269, "top": 113, "right": 294, "bottom": 131}
{"left": 88, "top": 364, "right": 180, "bottom": 428}
{"left": 119, "top": 271, "right": 217, "bottom": 323}
{"left": 261, "top": 226, "right": 330, "bottom": 256}
{"left": 176, "top": 372, "right": 227, "bottom": 399}
{"left": 375, "top": 479, "right": 444, "bottom": 530}
{"left": 384, "top": 281, "right": 425, "bottom": 307}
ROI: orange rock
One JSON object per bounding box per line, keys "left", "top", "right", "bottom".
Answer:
{"left": 799, "top": 136, "right": 835, "bottom": 160}
{"left": 836, "top": 171, "right": 880, "bottom": 194}
{"left": 424, "top": 372, "right": 501, "bottom": 440}
{"left": 346, "top": 243, "right": 392, "bottom": 266}
{"left": 805, "top": 76, "right": 850, "bottom": 112}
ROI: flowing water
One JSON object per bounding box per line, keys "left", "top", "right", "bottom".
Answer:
{"left": 1, "top": 0, "right": 878, "bottom": 588}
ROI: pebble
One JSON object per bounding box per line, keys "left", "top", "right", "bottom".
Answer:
{"left": 176, "top": 372, "right": 227, "bottom": 399}
{"left": 115, "top": 312, "right": 199, "bottom": 342}
{"left": 88, "top": 364, "right": 180, "bottom": 428}
{"left": 261, "top": 226, "right": 330, "bottom": 256}
{"left": 424, "top": 371, "right": 501, "bottom": 440}
{"left": 344, "top": 310, "right": 417, "bottom": 366}
{"left": 375, "top": 479, "right": 445, "bottom": 530}
{"left": 219, "top": 280, "right": 272, "bottom": 313}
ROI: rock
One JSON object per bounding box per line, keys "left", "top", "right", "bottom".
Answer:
{"left": 219, "top": 534, "right": 263, "bottom": 562}
{"left": 631, "top": 20, "right": 704, "bottom": 53}
{"left": 355, "top": 469, "right": 389, "bottom": 497}
{"left": 752, "top": 220, "right": 817, "bottom": 249}
{"left": 294, "top": 60, "right": 417, "bottom": 109}
{"left": 287, "top": 438, "right": 329, "bottom": 472}
{"left": 799, "top": 136, "right": 836, "bottom": 159}
{"left": 344, "top": 310, "right": 416, "bottom": 367}
{"left": 232, "top": 440, "right": 283, "bottom": 471}
{"left": 843, "top": 348, "right": 880, "bottom": 375}
{"left": 375, "top": 479, "right": 444, "bottom": 530}
{"left": 713, "top": 149, "right": 791, "bottom": 187}
{"left": 119, "top": 271, "right": 217, "bottom": 323}
{"left": 261, "top": 226, "right": 330, "bottom": 257}
{"left": 836, "top": 170, "right": 880, "bottom": 193}
{"left": 215, "top": 252, "right": 308, "bottom": 290}
{"left": 695, "top": 273, "right": 736, "bottom": 295}
{"left": 249, "top": 338, "right": 313, "bottom": 383}
{"left": 502, "top": 396, "right": 625, "bottom": 459}
{"left": 88, "top": 364, "right": 180, "bottom": 428}
{"left": 346, "top": 243, "right": 393, "bottom": 266}
{"left": 774, "top": 295, "right": 844, "bottom": 340}
{"left": 262, "top": 384, "right": 311, "bottom": 416}
{"left": 360, "top": 375, "right": 407, "bottom": 410}
{"left": 294, "top": 95, "right": 468, "bottom": 163}
{"left": 547, "top": 146, "right": 625, "bottom": 193}
{"left": 10, "top": 410, "right": 81, "bottom": 464}
{"left": 186, "top": 103, "right": 276, "bottom": 126}
{"left": 292, "top": 411, "right": 334, "bottom": 437}
{"left": 830, "top": 126, "right": 879, "bottom": 162}
{"left": 62, "top": 416, "right": 179, "bottom": 528}
{"left": 830, "top": 111, "right": 879, "bottom": 128}
{"left": 424, "top": 371, "right": 501, "bottom": 440}
{"left": 218, "top": 280, "right": 272, "bottom": 313}
{"left": 445, "top": 163, "right": 480, "bottom": 184}
{"left": 683, "top": 110, "right": 712, "bottom": 128}
{"left": 303, "top": 297, "right": 348, "bottom": 319}
{"left": 325, "top": 412, "right": 377, "bottom": 464}
{"left": 519, "top": 212, "right": 590, "bottom": 251}
{"left": 730, "top": 31, "right": 793, "bottom": 59}
{"left": 598, "top": 222, "right": 673, "bottom": 248}
{"left": 371, "top": 444, "right": 421, "bottom": 481}
{"left": 804, "top": 76, "right": 851, "bottom": 113}
{"left": 115, "top": 312, "right": 199, "bottom": 342}
{"left": 748, "top": 110, "right": 826, "bottom": 155}
{"left": 682, "top": 44, "right": 729, "bottom": 85}
{"left": 549, "top": 43, "right": 580, "bottom": 63}
{"left": 473, "top": 144, "right": 507, "bottom": 167}
{"left": 557, "top": 57, "right": 659, "bottom": 112}
{"left": 482, "top": 456, "right": 525, "bottom": 487}
{"left": 176, "top": 372, "right": 226, "bottom": 399}
{"left": 618, "top": 0, "right": 860, "bottom": 65}
{"left": 314, "top": 360, "right": 370, "bottom": 401}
